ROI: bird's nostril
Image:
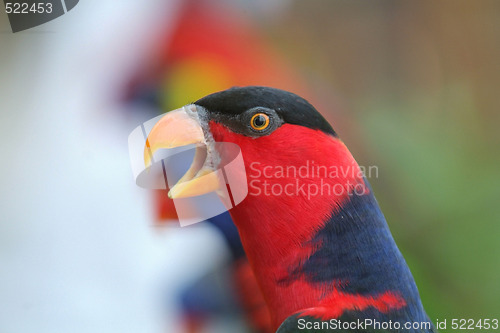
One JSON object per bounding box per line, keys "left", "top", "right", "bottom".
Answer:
{"left": 185, "top": 104, "right": 198, "bottom": 113}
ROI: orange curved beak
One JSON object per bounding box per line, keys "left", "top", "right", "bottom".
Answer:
{"left": 144, "top": 105, "right": 221, "bottom": 199}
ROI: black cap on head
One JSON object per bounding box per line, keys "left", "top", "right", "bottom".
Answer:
{"left": 195, "top": 86, "right": 337, "bottom": 137}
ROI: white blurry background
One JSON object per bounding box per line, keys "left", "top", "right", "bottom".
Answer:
{"left": 0, "top": 1, "right": 233, "bottom": 332}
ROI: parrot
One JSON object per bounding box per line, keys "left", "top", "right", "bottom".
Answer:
{"left": 142, "top": 86, "right": 437, "bottom": 332}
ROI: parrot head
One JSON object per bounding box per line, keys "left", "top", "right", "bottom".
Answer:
{"left": 144, "top": 86, "right": 363, "bottom": 208}
{"left": 144, "top": 85, "right": 367, "bottom": 271}
{"left": 143, "top": 86, "right": 433, "bottom": 330}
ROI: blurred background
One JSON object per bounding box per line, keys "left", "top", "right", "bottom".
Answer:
{"left": 1, "top": 0, "right": 499, "bottom": 332}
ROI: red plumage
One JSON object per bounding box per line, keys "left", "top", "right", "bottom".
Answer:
{"left": 210, "top": 121, "right": 377, "bottom": 329}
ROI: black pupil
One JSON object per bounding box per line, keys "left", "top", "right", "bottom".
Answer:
{"left": 253, "top": 114, "right": 266, "bottom": 128}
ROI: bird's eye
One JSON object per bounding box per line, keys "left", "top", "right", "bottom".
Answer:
{"left": 250, "top": 113, "right": 270, "bottom": 131}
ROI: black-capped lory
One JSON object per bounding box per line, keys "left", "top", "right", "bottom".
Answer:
{"left": 143, "top": 86, "right": 437, "bottom": 332}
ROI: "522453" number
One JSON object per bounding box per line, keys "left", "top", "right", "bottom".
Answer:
{"left": 5, "top": 2, "right": 53, "bottom": 14}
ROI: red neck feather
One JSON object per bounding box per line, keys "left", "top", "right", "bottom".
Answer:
{"left": 210, "top": 122, "right": 368, "bottom": 328}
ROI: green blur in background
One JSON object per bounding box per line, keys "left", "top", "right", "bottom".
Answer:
{"left": 263, "top": 0, "right": 500, "bottom": 322}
